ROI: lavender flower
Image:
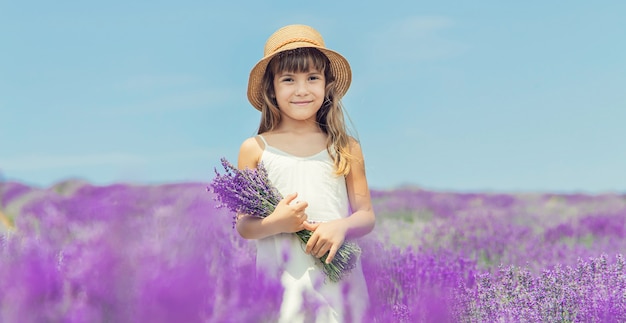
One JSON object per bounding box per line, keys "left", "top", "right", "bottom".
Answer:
{"left": 209, "top": 157, "right": 361, "bottom": 283}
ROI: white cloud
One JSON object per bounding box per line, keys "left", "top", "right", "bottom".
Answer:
{"left": 150, "top": 148, "right": 216, "bottom": 163}
{"left": 368, "top": 16, "right": 466, "bottom": 62}
{"left": 0, "top": 149, "right": 218, "bottom": 172}
{"left": 0, "top": 152, "right": 147, "bottom": 171}
{"left": 98, "top": 73, "right": 242, "bottom": 115}
{"left": 114, "top": 74, "right": 201, "bottom": 91}
{"left": 99, "top": 88, "right": 239, "bottom": 115}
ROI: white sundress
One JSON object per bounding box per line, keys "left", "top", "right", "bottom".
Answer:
{"left": 255, "top": 135, "right": 369, "bottom": 323}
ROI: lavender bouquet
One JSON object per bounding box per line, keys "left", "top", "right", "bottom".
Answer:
{"left": 209, "top": 157, "right": 361, "bottom": 283}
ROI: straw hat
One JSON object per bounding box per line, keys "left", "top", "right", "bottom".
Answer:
{"left": 247, "top": 24, "right": 352, "bottom": 111}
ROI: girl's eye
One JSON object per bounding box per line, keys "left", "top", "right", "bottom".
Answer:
{"left": 309, "top": 75, "right": 321, "bottom": 81}
{"left": 281, "top": 77, "right": 294, "bottom": 82}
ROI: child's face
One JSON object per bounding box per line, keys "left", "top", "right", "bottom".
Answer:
{"left": 273, "top": 68, "right": 325, "bottom": 123}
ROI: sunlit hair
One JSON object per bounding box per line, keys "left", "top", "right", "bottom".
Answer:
{"left": 257, "top": 47, "right": 355, "bottom": 176}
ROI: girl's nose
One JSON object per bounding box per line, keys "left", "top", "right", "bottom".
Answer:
{"left": 295, "top": 81, "right": 309, "bottom": 96}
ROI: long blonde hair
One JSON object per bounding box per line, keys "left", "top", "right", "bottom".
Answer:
{"left": 257, "top": 47, "right": 354, "bottom": 176}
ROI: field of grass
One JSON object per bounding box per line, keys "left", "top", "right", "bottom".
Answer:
{"left": 1, "top": 180, "right": 625, "bottom": 322}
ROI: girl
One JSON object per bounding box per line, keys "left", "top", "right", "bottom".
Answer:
{"left": 236, "top": 24, "right": 375, "bottom": 323}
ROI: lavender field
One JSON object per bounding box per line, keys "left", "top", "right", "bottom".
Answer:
{"left": 1, "top": 180, "right": 625, "bottom": 322}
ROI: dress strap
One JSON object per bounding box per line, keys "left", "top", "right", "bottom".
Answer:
{"left": 257, "top": 134, "right": 269, "bottom": 147}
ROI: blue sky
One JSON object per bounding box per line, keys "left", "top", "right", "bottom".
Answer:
{"left": 1, "top": 1, "right": 625, "bottom": 193}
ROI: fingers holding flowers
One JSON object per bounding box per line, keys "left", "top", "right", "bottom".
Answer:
{"left": 267, "top": 192, "right": 309, "bottom": 233}
{"left": 304, "top": 220, "right": 348, "bottom": 264}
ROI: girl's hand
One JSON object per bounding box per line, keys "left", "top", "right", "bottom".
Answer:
{"left": 303, "top": 220, "right": 348, "bottom": 264}
{"left": 265, "top": 192, "right": 309, "bottom": 234}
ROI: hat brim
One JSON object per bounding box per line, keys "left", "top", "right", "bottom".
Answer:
{"left": 247, "top": 42, "right": 352, "bottom": 111}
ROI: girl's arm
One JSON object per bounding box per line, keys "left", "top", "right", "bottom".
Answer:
{"left": 235, "top": 136, "right": 310, "bottom": 240}
{"left": 304, "top": 138, "right": 376, "bottom": 263}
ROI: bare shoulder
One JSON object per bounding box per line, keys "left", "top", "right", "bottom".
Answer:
{"left": 347, "top": 136, "right": 365, "bottom": 163}
{"left": 238, "top": 136, "right": 264, "bottom": 170}
{"left": 345, "top": 136, "right": 373, "bottom": 217}
{"left": 347, "top": 136, "right": 361, "bottom": 150}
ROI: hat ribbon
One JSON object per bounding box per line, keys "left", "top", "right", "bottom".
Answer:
{"left": 271, "top": 37, "right": 323, "bottom": 53}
